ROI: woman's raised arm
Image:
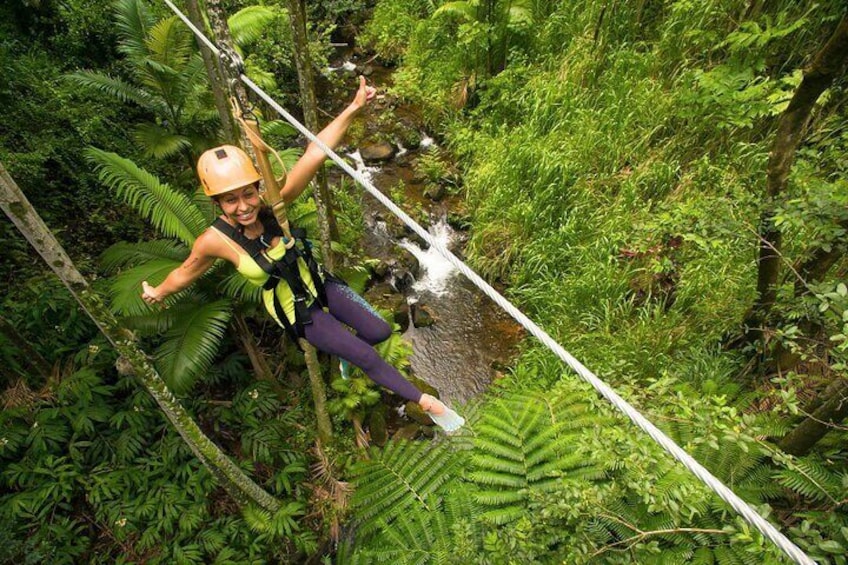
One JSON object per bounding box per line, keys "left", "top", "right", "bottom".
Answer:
{"left": 280, "top": 76, "right": 376, "bottom": 203}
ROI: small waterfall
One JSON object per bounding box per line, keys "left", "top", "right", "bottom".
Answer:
{"left": 326, "top": 60, "right": 357, "bottom": 73}
{"left": 347, "top": 150, "right": 380, "bottom": 184}
{"left": 399, "top": 219, "right": 457, "bottom": 297}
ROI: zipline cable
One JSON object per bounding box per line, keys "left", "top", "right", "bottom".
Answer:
{"left": 163, "top": 2, "right": 815, "bottom": 562}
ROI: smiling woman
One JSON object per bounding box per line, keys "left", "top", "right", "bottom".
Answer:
{"left": 140, "top": 77, "right": 465, "bottom": 432}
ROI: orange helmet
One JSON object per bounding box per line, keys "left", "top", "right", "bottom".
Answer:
{"left": 197, "top": 145, "right": 262, "bottom": 197}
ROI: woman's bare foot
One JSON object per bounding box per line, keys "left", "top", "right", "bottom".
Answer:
{"left": 419, "top": 393, "right": 446, "bottom": 416}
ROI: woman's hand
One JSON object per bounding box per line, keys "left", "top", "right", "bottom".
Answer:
{"left": 349, "top": 75, "right": 377, "bottom": 113}
{"left": 141, "top": 281, "right": 163, "bottom": 305}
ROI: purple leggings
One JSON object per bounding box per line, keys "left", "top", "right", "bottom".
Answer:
{"left": 301, "top": 281, "right": 423, "bottom": 402}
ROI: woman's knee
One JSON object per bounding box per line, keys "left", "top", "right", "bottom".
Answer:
{"left": 359, "top": 318, "right": 391, "bottom": 345}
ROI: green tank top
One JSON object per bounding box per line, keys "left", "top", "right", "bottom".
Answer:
{"left": 212, "top": 226, "right": 318, "bottom": 327}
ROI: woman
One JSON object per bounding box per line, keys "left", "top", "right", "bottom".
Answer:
{"left": 141, "top": 77, "right": 463, "bottom": 432}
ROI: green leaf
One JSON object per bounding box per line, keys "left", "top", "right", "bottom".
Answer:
{"left": 228, "top": 6, "right": 279, "bottom": 47}
{"left": 86, "top": 148, "right": 208, "bottom": 245}
{"left": 155, "top": 298, "right": 232, "bottom": 394}
{"left": 132, "top": 123, "right": 192, "bottom": 159}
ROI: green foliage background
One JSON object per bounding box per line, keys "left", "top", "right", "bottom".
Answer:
{"left": 3, "top": 0, "right": 848, "bottom": 563}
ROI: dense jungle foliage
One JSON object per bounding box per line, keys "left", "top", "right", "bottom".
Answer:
{"left": 2, "top": 0, "right": 848, "bottom": 563}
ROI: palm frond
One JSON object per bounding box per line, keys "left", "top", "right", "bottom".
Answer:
{"left": 85, "top": 148, "right": 208, "bottom": 245}
{"left": 107, "top": 258, "right": 184, "bottom": 317}
{"left": 260, "top": 120, "right": 298, "bottom": 142}
{"left": 145, "top": 16, "right": 193, "bottom": 71}
{"left": 64, "top": 71, "right": 156, "bottom": 110}
{"left": 228, "top": 6, "right": 279, "bottom": 47}
{"left": 132, "top": 123, "right": 192, "bottom": 159}
{"left": 113, "top": 0, "right": 155, "bottom": 59}
{"left": 433, "top": 1, "right": 477, "bottom": 22}
{"left": 219, "top": 270, "right": 263, "bottom": 304}
{"left": 155, "top": 298, "right": 232, "bottom": 394}
{"left": 100, "top": 240, "right": 189, "bottom": 273}
{"left": 243, "top": 58, "right": 277, "bottom": 92}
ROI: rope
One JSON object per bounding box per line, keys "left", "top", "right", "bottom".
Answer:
{"left": 163, "top": 2, "right": 815, "bottom": 562}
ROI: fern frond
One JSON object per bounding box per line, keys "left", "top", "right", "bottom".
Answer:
{"left": 228, "top": 6, "right": 279, "bottom": 47}
{"left": 85, "top": 148, "right": 208, "bottom": 245}
{"left": 774, "top": 457, "right": 842, "bottom": 503}
{"left": 350, "top": 440, "right": 457, "bottom": 534}
{"left": 132, "top": 123, "right": 192, "bottom": 159}
{"left": 155, "top": 298, "right": 232, "bottom": 394}
{"left": 260, "top": 119, "right": 297, "bottom": 141}
{"left": 100, "top": 240, "right": 188, "bottom": 273}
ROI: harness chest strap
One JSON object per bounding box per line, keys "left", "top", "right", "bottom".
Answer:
{"left": 211, "top": 209, "right": 328, "bottom": 341}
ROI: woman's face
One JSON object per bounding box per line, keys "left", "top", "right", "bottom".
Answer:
{"left": 217, "top": 183, "right": 261, "bottom": 226}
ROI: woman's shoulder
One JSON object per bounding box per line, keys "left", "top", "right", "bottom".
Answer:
{"left": 194, "top": 225, "right": 232, "bottom": 260}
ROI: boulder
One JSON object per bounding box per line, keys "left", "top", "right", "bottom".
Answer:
{"left": 392, "top": 301, "right": 411, "bottom": 332}
{"left": 423, "top": 183, "right": 446, "bottom": 201}
{"left": 368, "top": 404, "right": 388, "bottom": 446}
{"left": 411, "top": 303, "right": 436, "bottom": 328}
{"left": 360, "top": 142, "right": 396, "bottom": 163}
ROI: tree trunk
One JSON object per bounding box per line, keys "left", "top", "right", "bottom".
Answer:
{"left": 233, "top": 311, "right": 287, "bottom": 400}
{"left": 206, "top": 0, "right": 255, "bottom": 158}
{"left": 302, "top": 341, "right": 333, "bottom": 444}
{"left": 286, "top": 0, "right": 338, "bottom": 273}
{"left": 778, "top": 377, "right": 848, "bottom": 456}
{"left": 742, "top": 15, "right": 848, "bottom": 341}
{"left": 186, "top": 0, "right": 236, "bottom": 144}
{"left": 0, "top": 315, "right": 53, "bottom": 379}
{"left": 0, "top": 161, "right": 280, "bottom": 513}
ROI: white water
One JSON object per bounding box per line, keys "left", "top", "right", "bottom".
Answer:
{"left": 326, "top": 60, "right": 357, "bottom": 73}
{"left": 400, "top": 219, "right": 458, "bottom": 296}
{"left": 346, "top": 150, "right": 380, "bottom": 184}
{"left": 419, "top": 134, "right": 436, "bottom": 149}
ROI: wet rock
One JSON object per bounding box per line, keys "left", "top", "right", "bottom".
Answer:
{"left": 393, "top": 423, "right": 424, "bottom": 440}
{"left": 447, "top": 212, "right": 472, "bottom": 232}
{"left": 361, "top": 64, "right": 374, "bottom": 77}
{"left": 360, "top": 142, "right": 396, "bottom": 163}
{"left": 404, "top": 376, "right": 441, "bottom": 425}
{"left": 368, "top": 404, "right": 388, "bottom": 446}
{"left": 364, "top": 281, "right": 404, "bottom": 311}
{"left": 393, "top": 301, "right": 411, "bottom": 332}
{"left": 397, "top": 126, "right": 421, "bottom": 151}
{"left": 371, "top": 259, "right": 390, "bottom": 279}
{"left": 423, "top": 183, "right": 446, "bottom": 201}
{"left": 397, "top": 247, "right": 420, "bottom": 277}
{"left": 411, "top": 304, "right": 436, "bottom": 328}
{"left": 392, "top": 270, "right": 415, "bottom": 293}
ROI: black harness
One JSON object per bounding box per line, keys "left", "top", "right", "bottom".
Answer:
{"left": 213, "top": 208, "right": 328, "bottom": 343}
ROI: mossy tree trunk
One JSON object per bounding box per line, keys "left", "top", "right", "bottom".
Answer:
{"left": 742, "top": 15, "right": 848, "bottom": 342}
{"left": 286, "top": 0, "right": 338, "bottom": 272}
{"left": 779, "top": 377, "right": 848, "bottom": 456}
{"left": 0, "top": 161, "right": 280, "bottom": 513}
{"left": 186, "top": 0, "right": 236, "bottom": 144}
{"left": 206, "top": 0, "right": 254, "bottom": 157}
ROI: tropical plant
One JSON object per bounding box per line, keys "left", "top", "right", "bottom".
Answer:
{"left": 66, "top": 0, "right": 219, "bottom": 162}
